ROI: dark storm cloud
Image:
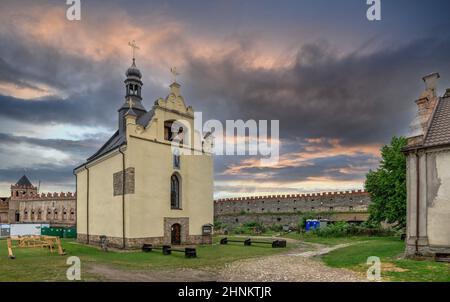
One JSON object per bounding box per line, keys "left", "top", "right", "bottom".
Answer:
{"left": 0, "top": 132, "right": 101, "bottom": 156}
{"left": 184, "top": 36, "right": 450, "bottom": 146}
{"left": 0, "top": 30, "right": 161, "bottom": 129}
{"left": 0, "top": 132, "right": 105, "bottom": 189}
{"left": 1, "top": 0, "right": 450, "bottom": 197}
{"left": 0, "top": 166, "right": 75, "bottom": 189}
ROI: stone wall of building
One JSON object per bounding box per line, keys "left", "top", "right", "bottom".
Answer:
{"left": 18, "top": 192, "right": 76, "bottom": 227}
{"left": 0, "top": 197, "right": 9, "bottom": 223}
{"left": 214, "top": 190, "right": 371, "bottom": 229}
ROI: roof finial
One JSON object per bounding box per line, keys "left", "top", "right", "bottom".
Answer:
{"left": 128, "top": 40, "right": 140, "bottom": 64}
{"left": 127, "top": 97, "right": 134, "bottom": 110}
{"left": 125, "top": 97, "right": 137, "bottom": 118}
{"left": 170, "top": 67, "right": 179, "bottom": 83}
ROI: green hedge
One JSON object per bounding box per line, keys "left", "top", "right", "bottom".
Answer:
{"left": 313, "top": 222, "right": 394, "bottom": 237}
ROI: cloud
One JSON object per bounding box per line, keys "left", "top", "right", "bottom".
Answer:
{"left": 1, "top": 1, "right": 450, "bottom": 198}
{"left": 184, "top": 36, "right": 450, "bottom": 146}
{"left": 0, "top": 132, "right": 103, "bottom": 195}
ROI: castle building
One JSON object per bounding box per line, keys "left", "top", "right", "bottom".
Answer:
{"left": 0, "top": 175, "right": 76, "bottom": 226}
{"left": 403, "top": 73, "right": 450, "bottom": 258}
{"left": 214, "top": 190, "right": 371, "bottom": 228}
{"left": 74, "top": 56, "right": 214, "bottom": 249}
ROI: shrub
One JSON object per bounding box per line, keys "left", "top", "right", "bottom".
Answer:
{"left": 231, "top": 221, "right": 266, "bottom": 234}
{"left": 232, "top": 226, "right": 247, "bottom": 234}
{"left": 214, "top": 221, "right": 226, "bottom": 230}
{"left": 314, "top": 222, "right": 395, "bottom": 237}
{"left": 269, "top": 224, "right": 283, "bottom": 232}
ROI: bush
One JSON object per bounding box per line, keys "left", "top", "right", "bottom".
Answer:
{"left": 314, "top": 222, "right": 395, "bottom": 237}
{"left": 269, "top": 224, "right": 283, "bottom": 232}
{"left": 232, "top": 226, "right": 247, "bottom": 234}
{"left": 231, "top": 221, "right": 266, "bottom": 234}
{"left": 214, "top": 221, "right": 226, "bottom": 230}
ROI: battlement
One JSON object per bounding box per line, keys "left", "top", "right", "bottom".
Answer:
{"left": 10, "top": 185, "right": 38, "bottom": 190}
{"left": 16, "top": 192, "right": 77, "bottom": 201}
{"left": 214, "top": 189, "right": 368, "bottom": 203}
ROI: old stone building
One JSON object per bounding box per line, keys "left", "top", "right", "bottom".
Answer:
{"left": 0, "top": 175, "right": 76, "bottom": 226}
{"left": 74, "top": 55, "right": 214, "bottom": 249}
{"left": 214, "top": 190, "right": 371, "bottom": 229}
{"left": 0, "top": 197, "right": 10, "bottom": 223}
{"left": 403, "top": 73, "right": 450, "bottom": 258}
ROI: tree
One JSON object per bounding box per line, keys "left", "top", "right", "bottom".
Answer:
{"left": 365, "top": 136, "right": 407, "bottom": 229}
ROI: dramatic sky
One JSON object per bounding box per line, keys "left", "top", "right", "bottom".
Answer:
{"left": 1, "top": 0, "right": 450, "bottom": 198}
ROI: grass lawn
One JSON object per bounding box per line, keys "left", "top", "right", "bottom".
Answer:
{"left": 0, "top": 236, "right": 293, "bottom": 282}
{"left": 321, "top": 237, "right": 450, "bottom": 282}
{"left": 281, "top": 231, "right": 386, "bottom": 245}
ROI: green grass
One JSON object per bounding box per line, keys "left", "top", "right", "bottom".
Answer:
{"left": 282, "top": 232, "right": 385, "bottom": 245}
{"left": 321, "top": 237, "right": 450, "bottom": 282}
{"left": 0, "top": 236, "right": 293, "bottom": 282}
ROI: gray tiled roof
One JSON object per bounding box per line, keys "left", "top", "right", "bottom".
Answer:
{"left": 86, "top": 130, "right": 125, "bottom": 162}
{"left": 136, "top": 109, "right": 155, "bottom": 127}
{"left": 424, "top": 96, "right": 450, "bottom": 147}
{"left": 83, "top": 108, "right": 155, "bottom": 164}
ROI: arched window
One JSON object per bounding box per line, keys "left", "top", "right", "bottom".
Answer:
{"left": 170, "top": 174, "right": 181, "bottom": 209}
{"left": 70, "top": 209, "right": 75, "bottom": 220}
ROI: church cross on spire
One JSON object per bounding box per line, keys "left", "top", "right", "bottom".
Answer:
{"left": 170, "top": 67, "right": 179, "bottom": 83}
{"left": 128, "top": 40, "right": 140, "bottom": 63}
{"left": 127, "top": 97, "right": 134, "bottom": 110}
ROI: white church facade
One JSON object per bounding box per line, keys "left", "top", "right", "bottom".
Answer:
{"left": 74, "top": 56, "right": 214, "bottom": 248}
{"left": 404, "top": 73, "right": 450, "bottom": 258}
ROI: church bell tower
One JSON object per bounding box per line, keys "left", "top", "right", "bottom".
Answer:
{"left": 118, "top": 41, "right": 147, "bottom": 135}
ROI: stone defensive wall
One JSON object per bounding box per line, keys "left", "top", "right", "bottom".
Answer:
{"left": 214, "top": 190, "right": 371, "bottom": 228}
{"left": 16, "top": 192, "right": 76, "bottom": 201}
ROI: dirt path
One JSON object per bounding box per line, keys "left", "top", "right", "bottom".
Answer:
{"left": 217, "top": 241, "right": 366, "bottom": 282}
{"left": 83, "top": 239, "right": 366, "bottom": 282}
{"left": 84, "top": 263, "right": 217, "bottom": 282}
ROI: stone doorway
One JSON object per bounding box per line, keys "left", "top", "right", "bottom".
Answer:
{"left": 171, "top": 223, "right": 181, "bottom": 245}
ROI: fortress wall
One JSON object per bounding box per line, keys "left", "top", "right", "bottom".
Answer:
{"left": 214, "top": 190, "right": 371, "bottom": 228}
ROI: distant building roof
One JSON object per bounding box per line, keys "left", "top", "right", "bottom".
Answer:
{"left": 15, "top": 175, "right": 33, "bottom": 187}
{"left": 424, "top": 95, "right": 450, "bottom": 147}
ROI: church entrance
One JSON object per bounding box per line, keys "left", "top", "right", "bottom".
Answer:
{"left": 171, "top": 223, "right": 181, "bottom": 245}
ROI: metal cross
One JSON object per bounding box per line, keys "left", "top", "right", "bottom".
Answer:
{"left": 128, "top": 40, "right": 140, "bottom": 60}
{"left": 127, "top": 97, "right": 134, "bottom": 109}
{"left": 170, "top": 67, "right": 179, "bottom": 82}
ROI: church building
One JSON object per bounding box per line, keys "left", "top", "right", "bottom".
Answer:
{"left": 74, "top": 53, "right": 214, "bottom": 248}
{"left": 404, "top": 73, "right": 450, "bottom": 258}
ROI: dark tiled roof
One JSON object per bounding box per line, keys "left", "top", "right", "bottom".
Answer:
{"left": 136, "top": 109, "right": 155, "bottom": 127}
{"left": 86, "top": 130, "right": 125, "bottom": 162}
{"left": 76, "top": 103, "right": 155, "bottom": 170}
{"left": 424, "top": 96, "right": 450, "bottom": 147}
{"left": 16, "top": 175, "right": 33, "bottom": 187}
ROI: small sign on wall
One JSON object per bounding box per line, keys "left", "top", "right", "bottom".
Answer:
{"left": 202, "top": 224, "right": 213, "bottom": 235}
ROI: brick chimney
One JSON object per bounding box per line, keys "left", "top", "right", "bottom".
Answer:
{"left": 407, "top": 73, "right": 440, "bottom": 145}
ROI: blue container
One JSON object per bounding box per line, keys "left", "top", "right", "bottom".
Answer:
{"left": 305, "top": 220, "right": 311, "bottom": 232}
{"left": 313, "top": 220, "right": 320, "bottom": 230}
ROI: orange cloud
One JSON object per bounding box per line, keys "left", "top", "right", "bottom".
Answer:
{"left": 222, "top": 137, "right": 381, "bottom": 175}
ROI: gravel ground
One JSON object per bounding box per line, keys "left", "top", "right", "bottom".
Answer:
{"left": 84, "top": 239, "right": 366, "bottom": 282}
{"left": 217, "top": 243, "right": 366, "bottom": 282}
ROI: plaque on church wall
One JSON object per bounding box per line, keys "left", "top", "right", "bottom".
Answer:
{"left": 113, "top": 167, "right": 135, "bottom": 196}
